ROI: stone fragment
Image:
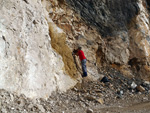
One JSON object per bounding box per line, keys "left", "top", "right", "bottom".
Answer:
{"left": 85, "top": 96, "right": 95, "bottom": 101}
{"left": 131, "top": 82, "right": 137, "bottom": 89}
{"left": 28, "top": 104, "right": 34, "bottom": 109}
{"left": 116, "top": 90, "right": 124, "bottom": 99}
{"left": 100, "top": 76, "right": 109, "bottom": 83}
{"left": 117, "top": 90, "right": 124, "bottom": 95}
{"left": 60, "top": 16, "right": 69, "bottom": 23}
{"left": 72, "top": 87, "right": 78, "bottom": 92}
{"left": 96, "top": 98, "right": 104, "bottom": 104}
{"left": 33, "top": 20, "right": 38, "bottom": 25}
{"left": 136, "top": 85, "right": 145, "bottom": 92}
{"left": 116, "top": 95, "right": 122, "bottom": 99}
{"left": 10, "top": 94, "right": 14, "bottom": 101}
{"left": 87, "top": 108, "right": 93, "bottom": 113}
{"left": 144, "top": 81, "right": 150, "bottom": 85}
{"left": 143, "top": 97, "right": 148, "bottom": 100}
{"left": 1, "top": 108, "right": 7, "bottom": 113}
{"left": 37, "top": 104, "right": 45, "bottom": 112}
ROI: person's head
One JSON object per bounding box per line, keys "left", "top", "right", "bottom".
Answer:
{"left": 77, "top": 46, "right": 82, "bottom": 51}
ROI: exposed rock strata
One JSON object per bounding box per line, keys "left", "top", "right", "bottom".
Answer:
{"left": 43, "top": 0, "right": 103, "bottom": 80}
{"left": 65, "top": 0, "right": 150, "bottom": 80}
{"left": 66, "top": 0, "right": 139, "bottom": 37}
{"left": 42, "top": 0, "right": 150, "bottom": 80}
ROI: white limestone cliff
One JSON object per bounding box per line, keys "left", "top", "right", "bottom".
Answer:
{"left": 0, "top": 0, "right": 77, "bottom": 98}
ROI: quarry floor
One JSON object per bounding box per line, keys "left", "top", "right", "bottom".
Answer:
{"left": 0, "top": 67, "right": 150, "bottom": 113}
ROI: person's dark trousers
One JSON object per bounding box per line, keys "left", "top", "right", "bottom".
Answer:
{"left": 81, "top": 59, "right": 87, "bottom": 77}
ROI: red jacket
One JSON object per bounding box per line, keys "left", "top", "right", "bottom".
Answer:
{"left": 78, "top": 50, "right": 86, "bottom": 61}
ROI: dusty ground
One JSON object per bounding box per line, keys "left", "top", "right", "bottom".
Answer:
{"left": 0, "top": 67, "right": 150, "bottom": 113}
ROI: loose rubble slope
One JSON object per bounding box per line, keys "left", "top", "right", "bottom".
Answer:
{"left": 0, "top": 67, "right": 150, "bottom": 113}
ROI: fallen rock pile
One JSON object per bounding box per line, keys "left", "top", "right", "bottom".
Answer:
{"left": 0, "top": 67, "right": 150, "bottom": 113}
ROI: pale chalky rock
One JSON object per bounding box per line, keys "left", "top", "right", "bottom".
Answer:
{"left": 0, "top": 0, "right": 77, "bottom": 99}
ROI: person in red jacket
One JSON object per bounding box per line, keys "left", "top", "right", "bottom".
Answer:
{"left": 73, "top": 47, "right": 87, "bottom": 77}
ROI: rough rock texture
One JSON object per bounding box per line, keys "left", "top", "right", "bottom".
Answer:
{"left": 1, "top": 0, "right": 150, "bottom": 100}
{"left": 128, "top": 0, "right": 150, "bottom": 80}
{"left": 0, "top": 67, "right": 150, "bottom": 113}
{"left": 65, "top": 0, "right": 150, "bottom": 80}
{"left": 38, "top": 0, "right": 150, "bottom": 81}
{"left": 66, "top": 0, "right": 139, "bottom": 37}
{"left": 64, "top": 0, "right": 139, "bottom": 64}
{"left": 43, "top": 0, "right": 103, "bottom": 80}
{"left": 0, "top": 0, "right": 77, "bottom": 98}
{"left": 48, "top": 21, "right": 77, "bottom": 79}
{"left": 1, "top": 1, "right": 150, "bottom": 113}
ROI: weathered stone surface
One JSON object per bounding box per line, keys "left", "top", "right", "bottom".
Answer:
{"left": 66, "top": 0, "right": 139, "bottom": 37}
{"left": 48, "top": 19, "right": 78, "bottom": 79}
{"left": 43, "top": 0, "right": 103, "bottom": 79}
{"left": 0, "top": 0, "right": 150, "bottom": 101}
{"left": 0, "top": 1, "right": 150, "bottom": 113}
{"left": 64, "top": 0, "right": 138, "bottom": 65}
{"left": 104, "top": 34, "right": 129, "bottom": 64}
{"left": 127, "top": 0, "right": 150, "bottom": 80}
{"left": 0, "top": 0, "right": 77, "bottom": 98}
{"left": 65, "top": 0, "right": 150, "bottom": 80}
{"left": 37, "top": 104, "right": 45, "bottom": 113}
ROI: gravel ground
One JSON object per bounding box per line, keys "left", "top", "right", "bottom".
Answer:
{"left": 0, "top": 67, "right": 150, "bottom": 113}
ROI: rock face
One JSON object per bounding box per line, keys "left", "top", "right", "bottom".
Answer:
{"left": 65, "top": 0, "right": 150, "bottom": 80}
{"left": 0, "top": 0, "right": 77, "bottom": 98}
{"left": 0, "top": 0, "right": 150, "bottom": 99}
{"left": 42, "top": 0, "right": 103, "bottom": 80}
{"left": 128, "top": 0, "right": 150, "bottom": 79}
{"left": 66, "top": 0, "right": 139, "bottom": 37}
{"left": 65, "top": 0, "right": 139, "bottom": 64}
